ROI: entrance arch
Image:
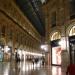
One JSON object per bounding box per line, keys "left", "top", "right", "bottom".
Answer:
{"left": 51, "top": 32, "right": 61, "bottom": 41}
{"left": 69, "top": 26, "right": 75, "bottom": 36}
{"left": 50, "top": 32, "right": 62, "bottom": 65}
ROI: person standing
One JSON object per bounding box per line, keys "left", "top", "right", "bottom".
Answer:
{"left": 15, "top": 52, "right": 20, "bottom": 62}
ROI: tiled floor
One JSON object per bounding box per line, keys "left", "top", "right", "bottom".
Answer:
{"left": 0, "top": 62, "right": 66, "bottom": 75}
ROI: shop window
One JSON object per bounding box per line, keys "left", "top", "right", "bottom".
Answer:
{"left": 69, "top": 26, "right": 75, "bottom": 64}
{"left": 51, "top": 12, "right": 56, "bottom": 27}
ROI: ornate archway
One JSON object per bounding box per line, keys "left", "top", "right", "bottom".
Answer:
{"left": 51, "top": 32, "right": 61, "bottom": 41}
{"left": 50, "top": 32, "right": 62, "bottom": 65}
{"left": 69, "top": 26, "right": 75, "bottom": 36}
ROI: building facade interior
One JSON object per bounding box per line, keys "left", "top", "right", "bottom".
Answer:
{"left": 0, "top": 0, "right": 75, "bottom": 75}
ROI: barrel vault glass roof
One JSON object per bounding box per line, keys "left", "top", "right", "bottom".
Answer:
{"left": 15, "top": 0, "right": 48, "bottom": 36}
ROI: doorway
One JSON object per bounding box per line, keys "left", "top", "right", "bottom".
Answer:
{"left": 51, "top": 39, "right": 62, "bottom": 66}
{"left": 69, "top": 35, "right": 75, "bottom": 64}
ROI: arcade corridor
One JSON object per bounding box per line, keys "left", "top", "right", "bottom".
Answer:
{"left": 0, "top": 0, "right": 75, "bottom": 75}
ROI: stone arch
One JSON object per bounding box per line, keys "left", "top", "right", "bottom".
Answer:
{"left": 69, "top": 26, "right": 75, "bottom": 36}
{"left": 66, "top": 23, "right": 75, "bottom": 36}
{"left": 50, "top": 31, "right": 61, "bottom": 41}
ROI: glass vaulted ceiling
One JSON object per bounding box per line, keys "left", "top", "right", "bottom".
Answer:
{"left": 15, "top": 0, "right": 46, "bottom": 36}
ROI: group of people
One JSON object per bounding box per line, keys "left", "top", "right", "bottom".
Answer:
{"left": 15, "top": 52, "right": 24, "bottom": 63}
{"left": 32, "top": 57, "right": 45, "bottom": 67}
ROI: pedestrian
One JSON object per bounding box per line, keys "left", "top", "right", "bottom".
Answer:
{"left": 15, "top": 52, "right": 20, "bottom": 63}
{"left": 21, "top": 54, "right": 24, "bottom": 61}
{"left": 32, "top": 58, "right": 35, "bottom": 68}
{"left": 15, "top": 52, "right": 18, "bottom": 62}
{"left": 42, "top": 57, "right": 45, "bottom": 66}
{"left": 17, "top": 54, "right": 20, "bottom": 62}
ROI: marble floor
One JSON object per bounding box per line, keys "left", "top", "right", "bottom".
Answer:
{"left": 0, "top": 62, "right": 66, "bottom": 75}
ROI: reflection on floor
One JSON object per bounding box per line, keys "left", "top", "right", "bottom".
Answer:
{"left": 0, "top": 62, "right": 66, "bottom": 75}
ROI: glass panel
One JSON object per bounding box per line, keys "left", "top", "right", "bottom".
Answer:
{"left": 70, "top": 43, "right": 75, "bottom": 64}
{"left": 52, "top": 46, "right": 61, "bottom": 65}
{"left": 69, "top": 36, "right": 75, "bottom": 64}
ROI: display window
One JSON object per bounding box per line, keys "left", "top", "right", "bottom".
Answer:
{"left": 51, "top": 39, "right": 62, "bottom": 65}
{"left": 69, "top": 35, "right": 75, "bottom": 64}
{"left": 52, "top": 46, "right": 61, "bottom": 65}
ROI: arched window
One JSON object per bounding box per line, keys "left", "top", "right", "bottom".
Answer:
{"left": 51, "top": 32, "right": 61, "bottom": 41}
{"left": 69, "top": 26, "right": 75, "bottom": 36}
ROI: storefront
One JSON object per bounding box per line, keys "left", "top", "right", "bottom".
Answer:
{"left": 50, "top": 32, "right": 62, "bottom": 66}
{"left": 69, "top": 26, "right": 75, "bottom": 64}
{"left": 0, "top": 45, "right": 12, "bottom": 62}
{"left": 51, "top": 39, "right": 62, "bottom": 66}
{"left": 3, "top": 46, "right": 12, "bottom": 62}
{"left": 69, "top": 35, "right": 75, "bottom": 64}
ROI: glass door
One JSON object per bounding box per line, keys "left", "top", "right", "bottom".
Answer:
{"left": 52, "top": 46, "right": 61, "bottom": 65}
{"left": 51, "top": 39, "right": 62, "bottom": 66}
{"left": 69, "top": 36, "right": 75, "bottom": 64}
